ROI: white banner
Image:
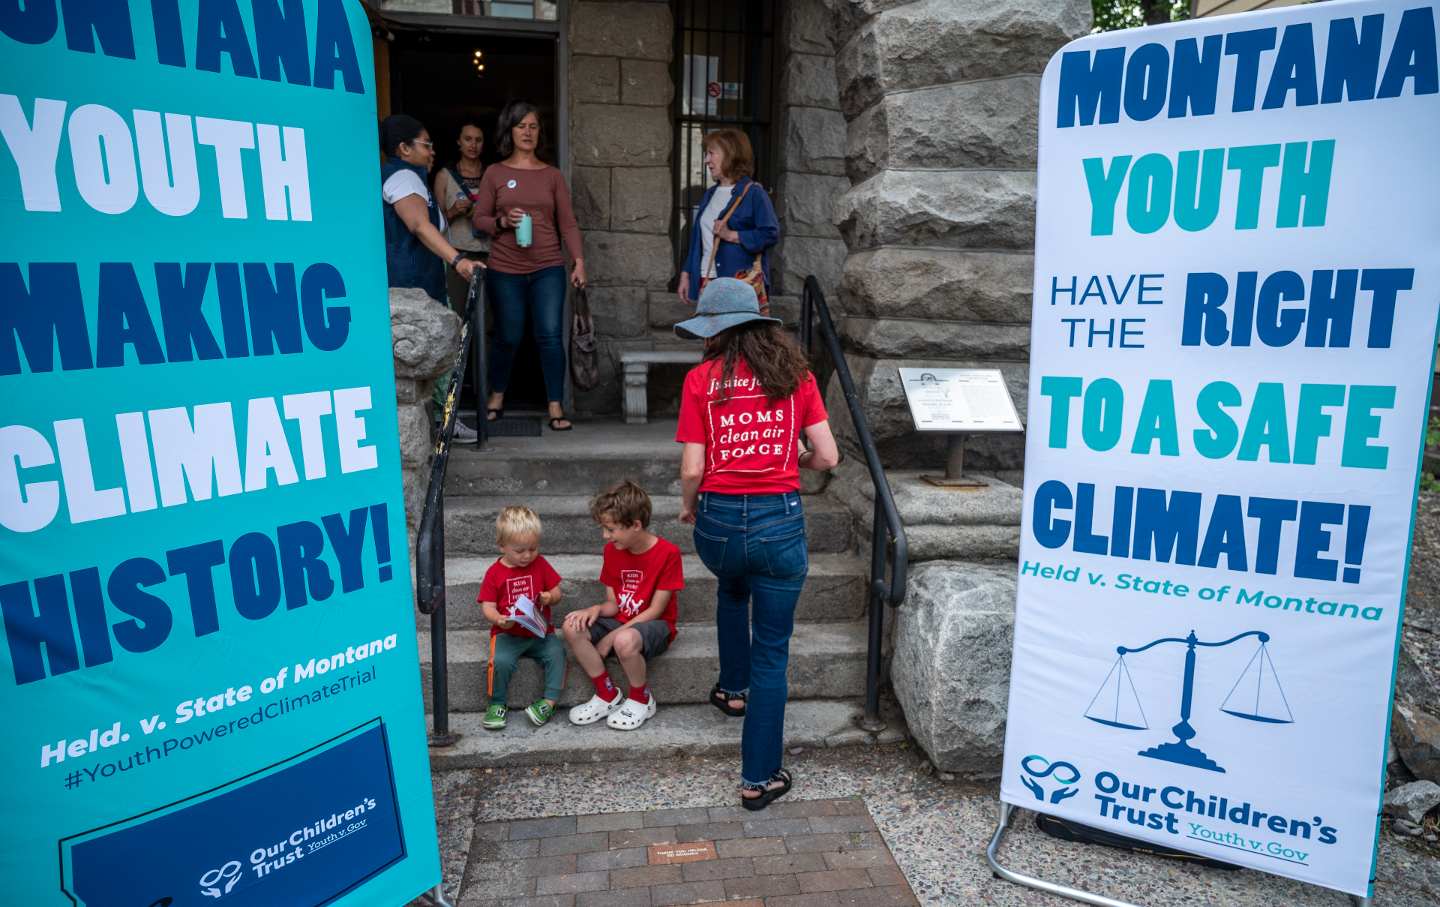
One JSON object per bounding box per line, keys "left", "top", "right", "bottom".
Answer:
{"left": 1001, "top": 0, "right": 1440, "bottom": 896}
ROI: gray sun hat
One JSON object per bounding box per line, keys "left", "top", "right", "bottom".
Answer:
{"left": 673, "top": 277, "right": 780, "bottom": 340}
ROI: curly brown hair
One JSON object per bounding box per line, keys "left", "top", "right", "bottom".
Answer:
{"left": 704, "top": 322, "right": 812, "bottom": 404}
{"left": 590, "top": 480, "right": 652, "bottom": 529}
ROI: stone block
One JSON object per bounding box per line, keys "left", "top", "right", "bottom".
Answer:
{"left": 837, "top": 170, "right": 1036, "bottom": 252}
{"left": 570, "top": 1, "right": 672, "bottom": 61}
{"left": 611, "top": 166, "right": 672, "bottom": 234}
{"left": 581, "top": 231, "right": 673, "bottom": 289}
{"left": 841, "top": 317, "right": 1030, "bottom": 360}
{"left": 821, "top": 0, "right": 918, "bottom": 47}
{"left": 788, "top": 0, "right": 841, "bottom": 54}
{"left": 396, "top": 401, "right": 433, "bottom": 470}
{"left": 585, "top": 286, "right": 650, "bottom": 339}
{"left": 572, "top": 55, "right": 619, "bottom": 104}
{"left": 649, "top": 290, "right": 693, "bottom": 330}
{"left": 782, "top": 53, "right": 841, "bottom": 110}
{"left": 776, "top": 172, "right": 847, "bottom": 239}
{"left": 621, "top": 58, "right": 673, "bottom": 106}
{"left": 1393, "top": 644, "right": 1440, "bottom": 783}
{"left": 783, "top": 107, "right": 847, "bottom": 177}
{"left": 892, "top": 562, "right": 1017, "bottom": 775}
{"left": 776, "top": 236, "right": 846, "bottom": 297}
{"left": 1383, "top": 780, "right": 1440, "bottom": 824}
{"left": 573, "top": 104, "right": 671, "bottom": 167}
{"left": 847, "top": 76, "right": 1040, "bottom": 182}
{"left": 394, "top": 378, "right": 420, "bottom": 405}
{"left": 391, "top": 287, "right": 462, "bottom": 380}
{"left": 571, "top": 165, "right": 610, "bottom": 230}
{"left": 835, "top": 0, "right": 1091, "bottom": 118}
{"left": 827, "top": 461, "right": 1023, "bottom": 561}
{"left": 401, "top": 465, "right": 426, "bottom": 550}
{"left": 837, "top": 248, "right": 1033, "bottom": 323}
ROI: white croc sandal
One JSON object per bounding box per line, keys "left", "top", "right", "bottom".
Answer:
{"left": 569, "top": 694, "right": 623, "bottom": 726}
{"left": 606, "top": 696, "right": 657, "bottom": 731}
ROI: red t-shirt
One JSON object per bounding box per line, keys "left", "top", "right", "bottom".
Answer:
{"left": 675, "top": 359, "right": 828, "bottom": 494}
{"left": 477, "top": 556, "right": 562, "bottom": 638}
{"left": 600, "top": 537, "right": 684, "bottom": 642}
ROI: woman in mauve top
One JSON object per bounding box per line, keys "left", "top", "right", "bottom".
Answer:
{"left": 472, "top": 101, "right": 586, "bottom": 431}
{"left": 674, "top": 278, "right": 841, "bottom": 812}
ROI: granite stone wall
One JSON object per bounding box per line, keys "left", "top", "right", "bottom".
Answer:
{"left": 390, "top": 288, "right": 462, "bottom": 563}
{"left": 772, "top": 0, "right": 849, "bottom": 299}
{"left": 568, "top": 0, "right": 675, "bottom": 415}
{"left": 822, "top": 0, "right": 1091, "bottom": 472}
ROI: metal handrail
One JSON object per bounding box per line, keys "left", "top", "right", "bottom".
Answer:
{"left": 415, "top": 273, "right": 484, "bottom": 746}
{"left": 799, "top": 276, "right": 908, "bottom": 732}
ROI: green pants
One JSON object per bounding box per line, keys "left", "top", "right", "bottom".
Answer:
{"left": 488, "top": 632, "right": 566, "bottom": 705}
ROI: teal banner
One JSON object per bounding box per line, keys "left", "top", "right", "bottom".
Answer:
{"left": 0, "top": 2, "right": 441, "bottom": 904}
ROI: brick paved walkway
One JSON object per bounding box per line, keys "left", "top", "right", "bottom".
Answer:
{"left": 459, "top": 798, "right": 919, "bottom": 906}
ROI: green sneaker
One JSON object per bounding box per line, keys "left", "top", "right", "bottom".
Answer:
{"left": 525, "top": 699, "right": 555, "bottom": 727}
{"left": 482, "top": 702, "right": 507, "bottom": 730}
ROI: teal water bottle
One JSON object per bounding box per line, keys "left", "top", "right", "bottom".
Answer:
{"left": 516, "top": 212, "right": 533, "bottom": 248}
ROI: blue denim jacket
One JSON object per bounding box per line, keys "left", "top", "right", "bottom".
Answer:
{"left": 681, "top": 176, "right": 780, "bottom": 301}
{"left": 381, "top": 158, "right": 446, "bottom": 302}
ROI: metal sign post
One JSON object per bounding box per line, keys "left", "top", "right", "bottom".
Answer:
{"left": 897, "top": 368, "right": 1023, "bottom": 488}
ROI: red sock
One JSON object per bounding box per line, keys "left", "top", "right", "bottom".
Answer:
{"left": 591, "top": 673, "right": 619, "bottom": 702}
{"left": 629, "top": 684, "right": 650, "bottom": 705}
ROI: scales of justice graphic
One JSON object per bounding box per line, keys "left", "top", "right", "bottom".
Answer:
{"left": 1085, "top": 629, "right": 1294, "bottom": 773}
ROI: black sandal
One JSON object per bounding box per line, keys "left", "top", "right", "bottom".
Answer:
{"left": 741, "top": 769, "right": 792, "bottom": 812}
{"left": 709, "top": 685, "right": 746, "bottom": 717}
{"left": 548, "top": 416, "right": 573, "bottom": 431}
{"left": 486, "top": 407, "right": 504, "bottom": 422}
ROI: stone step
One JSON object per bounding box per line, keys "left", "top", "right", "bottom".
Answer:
{"left": 421, "top": 553, "right": 869, "bottom": 631}
{"left": 418, "top": 621, "right": 872, "bottom": 712}
{"left": 445, "top": 420, "right": 685, "bottom": 497}
{"left": 427, "top": 699, "right": 906, "bottom": 769}
{"left": 442, "top": 495, "right": 855, "bottom": 556}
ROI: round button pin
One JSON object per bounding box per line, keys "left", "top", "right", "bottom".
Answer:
{"left": 506, "top": 179, "right": 517, "bottom": 189}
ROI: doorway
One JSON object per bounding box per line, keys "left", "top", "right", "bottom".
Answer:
{"left": 386, "top": 22, "right": 561, "bottom": 415}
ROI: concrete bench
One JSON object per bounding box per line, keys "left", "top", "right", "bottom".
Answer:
{"left": 620, "top": 349, "right": 702, "bottom": 424}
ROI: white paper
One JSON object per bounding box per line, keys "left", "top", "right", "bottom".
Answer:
{"left": 508, "top": 595, "right": 547, "bottom": 638}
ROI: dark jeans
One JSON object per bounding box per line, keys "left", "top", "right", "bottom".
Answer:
{"left": 485, "top": 265, "right": 567, "bottom": 403}
{"left": 693, "top": 491, "right": 808, "bottom": 786}
{"left": 489, "top": 632, "right": 566, "bottom": 704}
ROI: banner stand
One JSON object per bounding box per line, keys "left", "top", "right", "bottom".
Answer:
{"left": 419, "top": 883, "right": 456, "bottom": 907}
{"left": 985, "top": 801, "right": 1373, "bottom": 907}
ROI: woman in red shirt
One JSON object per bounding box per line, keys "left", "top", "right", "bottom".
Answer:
{"left": 675, "top": 278, "right": 840, "bottom": 811}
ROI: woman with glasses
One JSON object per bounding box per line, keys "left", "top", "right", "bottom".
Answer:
{"left": 380, "top": 114, "right": 481, "bottom": 302}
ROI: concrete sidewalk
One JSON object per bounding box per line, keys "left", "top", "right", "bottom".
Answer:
{"left": 426, "top": 742, "right": 1438, "bottom": 906}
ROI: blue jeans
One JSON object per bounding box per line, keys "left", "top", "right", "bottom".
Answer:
{"left": 693, "top": 491, "right": 808, "bottom": 786}
{"left": 485, "top": 265, "right": 567, "bottom": 403}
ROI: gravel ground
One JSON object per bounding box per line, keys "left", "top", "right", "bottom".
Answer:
{"left": 1403, "top": 491, "right": 1440, "bottom": 687}
{"left": 426, "top": 742, "right": 1438, "bottom": 906}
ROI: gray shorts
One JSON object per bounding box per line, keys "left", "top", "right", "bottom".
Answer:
{"left": 588, "top": 617, "right": 671, "bottom": 660}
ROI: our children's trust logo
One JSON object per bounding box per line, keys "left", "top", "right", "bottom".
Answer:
{"left": 618, "top": 569, "right": 645, "bottom": 617}
{"left": 198, "top": 860, "right": 242, "bottom": 898}
{"left": 1020, "top": 754, "right": 1081, "bottom": 804}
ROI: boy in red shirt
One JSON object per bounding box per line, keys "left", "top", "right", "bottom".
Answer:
{"left": 562, "top": 481, "right": 684, "bottom": 731}
{"left": 477, "top": 506, "right": 565, "bottom": 730}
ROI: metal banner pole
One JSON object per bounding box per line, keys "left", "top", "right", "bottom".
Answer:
{"left": 987, "top": 800, "right": 1378, "bottom": 907}
{"left": 986, "top": 801, "right": 1141, "bottom": 907}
